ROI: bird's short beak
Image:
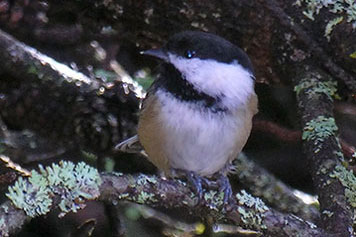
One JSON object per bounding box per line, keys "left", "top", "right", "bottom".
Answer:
{"left": 141, "top": 48, "right": 169, "bottom": 61}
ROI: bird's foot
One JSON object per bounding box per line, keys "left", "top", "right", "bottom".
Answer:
{"left": 186, "top": 171, "right": 205, "bottom": 201}
{"left": 172, "top": 169, "right": 208, "bottom": 202}
{"left": 215, "top": 174, "right": 233, "bottom": 205}
{"left": 171, "top": 169, "right": 233, "bottom": 205}
{"left": 186, "top": 173, "right": 233, "bottom": 205}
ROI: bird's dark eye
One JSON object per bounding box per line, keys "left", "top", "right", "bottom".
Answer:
{"left": 184, "top": 50, "right": 196, "bottom": 59}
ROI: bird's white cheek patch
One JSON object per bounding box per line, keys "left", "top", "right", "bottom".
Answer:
{"left": 168, "top": 54, "right": 254, "bottom": 109}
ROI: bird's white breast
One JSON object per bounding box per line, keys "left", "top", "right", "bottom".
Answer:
{"left": 156, "top": 90, "right": 252, "bottom": 176}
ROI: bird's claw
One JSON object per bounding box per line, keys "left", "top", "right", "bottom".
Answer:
{"left": 186, "top": 171, "right": 204, "bottom": 201}
{"left": 216, "top": 174, "right": 233, "bottom": 204}
{"left": 173, "top": 169, "right": 233, "bottom": 205}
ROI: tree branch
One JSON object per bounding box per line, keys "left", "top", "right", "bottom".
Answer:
{"left": 0, "top": 28, "right": 139, "bottom": 153}
{"left": 263, "top": 0, "right": 356, "bottom": 92}
{"left": 233, "top": 154, "right": 319, "bottom": 222}
{"left": 0, "top": 172, "right": 330, "bottom": 237}
{"left": 293, "top": 65, "right": 354, "bottom": 236}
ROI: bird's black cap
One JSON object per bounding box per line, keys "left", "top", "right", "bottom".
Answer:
{"left": 142, "top": 31, "right": 254, "bottom": 75}
{"left": 165, "top": 31, "right": 254, "bottom": 74}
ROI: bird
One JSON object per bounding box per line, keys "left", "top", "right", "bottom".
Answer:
{"left": 116, "top": 31, "right": 258, "bottom": 203}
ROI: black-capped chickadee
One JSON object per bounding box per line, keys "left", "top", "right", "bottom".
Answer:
{"left": 116, "top": 31, "right": 258, "bottom": 203}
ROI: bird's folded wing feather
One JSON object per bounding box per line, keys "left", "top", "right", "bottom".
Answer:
{"left": 115, "top": 135, "right": 147, "bottom": 156}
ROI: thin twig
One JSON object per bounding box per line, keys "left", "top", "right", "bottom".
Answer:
{"left": 0, "top": 155, "right": 31, "bottom": 176}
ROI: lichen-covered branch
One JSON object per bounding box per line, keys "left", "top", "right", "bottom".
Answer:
{"left": 0, "top": 162, "right": 329, "bottom": 237}
{"left": 233, "top": 154, "right": 319, "bottom": 222}
{"left": 263, "top": 0, "right": 356, "bottom": 92}
{"left": 0, "top": 201, "right": 28, "bottom": 237}
{"left": 293, "top": 65, "right": 354, "bottom": 236}
{"left": 99, "top": 173, "right": 330, "bottom": 236}
{"left": 1, "top": 161, "right": 102, "bottom": 236}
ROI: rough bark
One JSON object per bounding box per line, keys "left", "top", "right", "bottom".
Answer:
{"left": 0, "top": 28, "right": 139, "bottom": 154}
{"left": 294, "top": 65, "right": 354, "bottom": 236}
{"left": 0, "top": 172, "right": 330, "bottom": 237}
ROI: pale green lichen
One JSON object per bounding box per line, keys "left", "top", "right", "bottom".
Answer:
{"left": 2, "top": 205, "right": 9, "bottom": 214}
{"left": 302, "top": 116, "right": 338, "bottom": 153}
{"left": 325, "top": 16, "right": 344, "bottom": 41}
{"left": 203, "top": 190, "right": 224, "bottom": 211}
{"left": 44, "top": 161, "right": 102, "bottom": 217}
{"left": 41, "top": 161, "right": 76, "bottom": 187}
{"left": 6, "top": 170, "right": 52, "bottom": 217}
{"left": 118, "top": 193, "right": 130, "bottom": 199}
{"left": 333, "top": 150, "right": 345, "bottom": 160}
{"left": 136, "top": 174, "right": 158, "bottom": 186}
{"left": 6, "top": 161, "right": 102, "bottom": 218}
{"left": 236, "top": 190, "right": 269, "bottom": 229}
{"left": 330, "top": 164, "right": 356, "bottom": 207}
{"left": 108, "top": 171, "right": 124, "bottom": 177}
{"left": 294, "top": 78, "right": 339, "bottom": 101}
{"left": 136, "top": 191, "right": 157, "bottom": 204}
{"left": 0, "top": 217, "right": 8, "bottom": 237}
{"left": 296, "top": 0, "right": 356, "bottom": 38}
